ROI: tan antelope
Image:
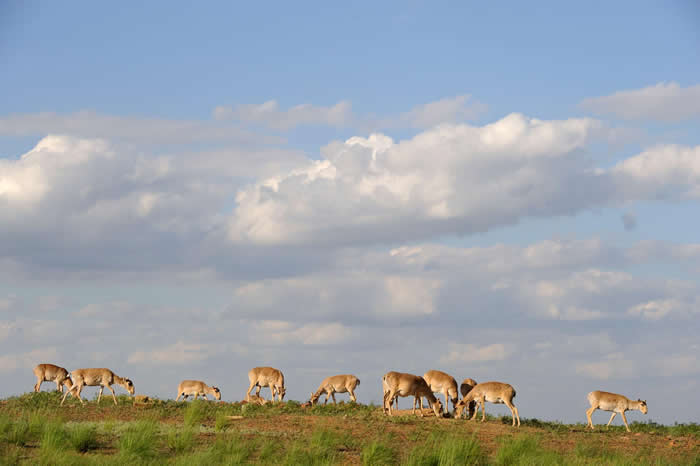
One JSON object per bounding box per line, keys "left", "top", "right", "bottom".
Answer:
{"left": 246, "top": 366, "right": 286, "bottom": 402}
{"left": 459, "top": 378, "right": 478, "bottom": 419}
{"left": 382, "top": 372, "right": 399, "bottom": 410}
{"left": 175, "top": 380, "right": 221, "bottom": 401}
{"left": 33, "top": 363, "right": 73, "bottom": 393}
{"left": 60, "top": 368, "right": 134, "bottom": 405}
{"left": 382, "top": 371, "right": 443, "bottom": 418}
{"left": 416, "top": 370, "right": 459, "bottom": 415}
{"left": 586, "top": 390, "right": 647, "bottom": 432}
{"left": 455, "top": 381, "right": 520, "bottom": 427}
{"left": 310, "top": 374, "right": 360, "bottom": 405}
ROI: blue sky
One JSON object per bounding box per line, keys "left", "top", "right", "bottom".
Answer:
{"left": 1, "top": 1, "right": 699, "bottom": 424}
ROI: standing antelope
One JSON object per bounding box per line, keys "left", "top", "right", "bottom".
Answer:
{"left": 455, "top": 381, "right": 520, "bottom": 427}
{"left": 310, "top": 374, "right": 360, "bottom": 405}
{"left": 60, "top": 368, "right": 134, "bottom": 405}
{"left": 33, "top": 363, "right": 73, "bottom": 393}
{"left": 382, "top": 371, "right": 443, "bottom": 418}
{"left": 586, "top": 390, "right": 647, "bottom": 432}
{"left": 459, "top": 378, "right": 478, "bottom": 419}
{"left": 417, "top": 370, "right": 459, "bottom": 415}
{"left": 382, "top": 372, "right": 399, "bottom": 410}
{"left": 246, "top": 367, "right": 286, "bottom": 402}
{"left": 175, "top": 380, "right": 221, "bottom": 401}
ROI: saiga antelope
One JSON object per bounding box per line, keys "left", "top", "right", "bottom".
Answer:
{"left": 459, "top": 378, "right": 478, "bottom": 419}
{"left": 175, "top": 380, "right": 221, "bottom": 401}
{"left": 455, "top": 381, "right": 520, "bottom": 427}
{"left": 416, "top": 370, "right": 459, "bottom": 415}
{"left": 382, "top": 371, "right": 443, "bottom": 418}
{"left": 246, "top": 366, "right": 286, "bottom": 402}
{"left": 586, "top": 390, "right": 647, "bottom": 432}
{"left": 33, "top": 363, "right": 73, "bottom": 393}
{"left": 60, "top": 368, "right": 134, "bottom": 405}
{"left": 310, "top": 374, "right": 360, "bottom": 405}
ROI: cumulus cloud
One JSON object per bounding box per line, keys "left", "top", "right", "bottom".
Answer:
{"left": 228, "top": 113, "right": 700, "bottom": 247}
{"left": 580, "top": 82, "right": 700, "bottom": 121}
{"left": 611, "top": 144, "right": 700, "bottom": 200}
{"left": 229, "top": 113, "right": 607, "bottom": 245}
{"left": 0, "top": 134, "right": 307, "bottom": 275}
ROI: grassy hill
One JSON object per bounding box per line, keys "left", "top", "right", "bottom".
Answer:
{"left": 1, "top": 392, "right": 698, "bottom": 465}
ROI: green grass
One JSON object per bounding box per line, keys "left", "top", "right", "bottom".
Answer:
{"left": 361, "top": 440, "right": 397, "bottom": 466}
{"left": 166, "top": 427, "right": 196, "bottom": 454}
{"left": 183, "top": 399, "right": 208, "bottom": 428}
{"left": 69, "top": 424, "right": 99, "bottom": 453}
{"left": 494, "top": 434, "right": 564, "bottom": 465}
{"left": 405, "top": 433, "right": 487, "bottom": 466}
{"left": 0, "top": 395, "right": 698, "bottom": 464}
{"left": 40, "top": 421, "right": 68, "bottom": 452}
{"left": 118, "top": 420, "right": 159, "bottom": 461}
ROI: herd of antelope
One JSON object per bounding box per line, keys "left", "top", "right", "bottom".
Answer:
{"left": 32, "top": 363, "right": 648, "bottom": 432}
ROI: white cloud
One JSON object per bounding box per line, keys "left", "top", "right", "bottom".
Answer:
{"left": 214, "top": 95, "right": 486, "bottom": 131}
{"left": 612, "top": 144, "right": 700, "bottom": 200}
{"left": 213, "top": 100, "right": 353, "bottom": 130}
{"left": 627, "top": 298, "right": 698, "bottom": 321}
{"left": 229, "top": 113, "right": 605, "bottom": 245}
{"left": 580, "top": 82, "right": 700, "bottom": 121}
{"left": 128, "top": 341, "right": 226, "bottom": 365}
{"left": 575, "top": 353, "right": 639, "bottom": 380}
{"left": 0, "top": 111, "right": 278, "bottom": 144}
{"left": 250, "top": 321, "right": 353, "bottom": 346}
{"left": 441, "top": 343, "right": 511, "bottom": 364}
{"left": 379, "top": 95, "right": 487, "bottom": 129}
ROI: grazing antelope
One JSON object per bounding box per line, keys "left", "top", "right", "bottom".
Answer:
{"left": 459, "top": 378, "right": 478, "bottom": 419}
{"left": 246, "top": 366, "right": 286, "bottom": 402}
{"left": 33, "top": 363, "right": 73, "bottom": 393}
{"left": 175, "top": 380, "right": 221, "bottom": 401}
{"left": 310, "top": 374, "right": 360, "bottom": 405}
{"left": 586, "top": 390, "right": 647, "bottom": 432}
{"left": 382, "top": 371, "right": 443, "bottom": 418}
{"left": 60, "top": 368, "right": 134, "bottom": 406}
{"left": 416, "top": 370, "right": 459, "bottom": 415}
{"left": 455, "top": 381, "right": 520, "bottom": 427}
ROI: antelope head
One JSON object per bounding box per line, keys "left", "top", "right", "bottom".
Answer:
{"left": 125, "top": 379, "right": 135, "bottom": 395}
{"left": 638, "top": 399, "right": 648, "bottom": 414}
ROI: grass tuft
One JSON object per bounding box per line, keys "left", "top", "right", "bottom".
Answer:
{"left": 494, "top": 434, "right": 563, "bottom": 465}
{"left": 118, "top": 420, "right": 158, "bottom": 460}
{"left": 69, "top": 424, "right": 99, "bottom": 453}
{"left": 361, "top": 440, "right": 396, "bottom": 466}
{"left": 167, "top": 427, "right": 196, "bottom": 454}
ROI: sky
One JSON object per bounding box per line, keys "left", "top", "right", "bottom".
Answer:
{"left": 1, "top": 0, "right": 699, "bottom": 424}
